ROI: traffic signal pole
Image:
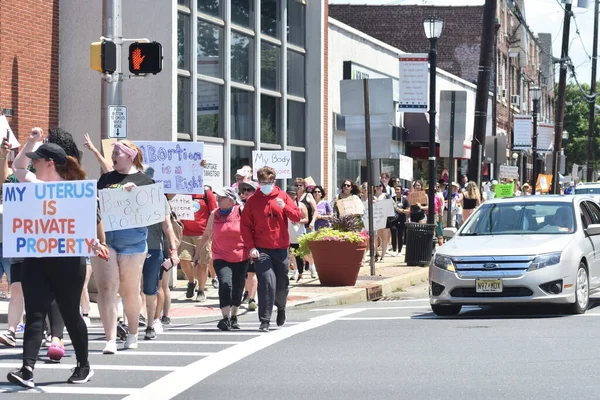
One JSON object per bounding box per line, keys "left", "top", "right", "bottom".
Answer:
{"left": 101, "top": 0, "right": 123, "bottom": 142}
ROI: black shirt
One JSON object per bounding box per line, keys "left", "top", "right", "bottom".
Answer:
{"left": 97, "top": 171, "right": 154, "bottom": 190}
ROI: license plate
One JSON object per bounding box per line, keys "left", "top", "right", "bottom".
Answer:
{"left": 476, "top": 279, "right": 503, "bottom": 293}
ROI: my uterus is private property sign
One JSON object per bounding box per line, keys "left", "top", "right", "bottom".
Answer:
{"left": 3, "top": 180, "right": 98, "bottom": 257}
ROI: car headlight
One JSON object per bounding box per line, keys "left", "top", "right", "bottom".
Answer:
{"left": 433, "top": 254, "right": 456, "bottom": 272}
{"left": 527, "top": 252, "right": 562, "bottom": 271}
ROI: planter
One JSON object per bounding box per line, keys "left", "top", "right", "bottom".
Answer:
{"left": 308, "top": 240, "right": 367, "bottom": 286}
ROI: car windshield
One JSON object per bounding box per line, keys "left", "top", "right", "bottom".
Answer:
{"left": 459, "top": 202, "right": 575, "bottom": 236}
{"left": 574, "top": 187, "right": 600, "bottom": 194}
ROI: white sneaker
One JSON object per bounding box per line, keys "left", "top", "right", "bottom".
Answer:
{"left": 292, "top": 269, "right": 299, "bottom": 281}
{"left": 83, "top": 316, "right": 91, "bottom": 327}
{"left": 103, "top": 340, "right": 117, "bottom": 355}
{"left": 153, "top": 319, "right": 163, "bottom": 334}
{"left": 310, "top": 264, "right": 318, "bottom": 279}
{"left": 124, "top": 333, "right": 138, "bottom": 349}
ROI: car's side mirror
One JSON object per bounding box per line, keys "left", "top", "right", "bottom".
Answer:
{"left": 443, "top": 227, "right": 457, "bottom": 239}
{"left": 586, "top": 224, "right": 600, "bottom": 236}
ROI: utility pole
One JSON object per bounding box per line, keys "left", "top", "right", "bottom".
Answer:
{"left": 492, "top": 20, "right": 501, "bottom": 180}
{"left": 588, "top": 0, "right": 599, "bottom": 182}
{"left": 552, "top": 1, "right": 572, "bottom": 192}
{"left": 363, "top": 79, "right": 376, "bottom": 277}
{"left": 468, "top": 0, "right": 497, "bottom": 186}
{"left": 101, "top": 0, "right": 123, "bottom": 141}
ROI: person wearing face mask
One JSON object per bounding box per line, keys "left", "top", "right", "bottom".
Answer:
{"left": 240, "top": 167, "right": 302, "bottom": 332}
{"left": 196, "top": 188, "right": 248, "bottom": 331}
{"left": 238, "top": 181, "right": 259, "bottom": 311}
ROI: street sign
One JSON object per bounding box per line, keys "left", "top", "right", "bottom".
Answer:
{"left": 108, "top": 105, "right": 127, "bottom": 138}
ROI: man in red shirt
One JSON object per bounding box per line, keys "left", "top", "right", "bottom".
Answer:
{"left": 240, "top": 167, "right": 302, "bottom": 331}
{"left": 178, "top": 189, "right": 217, "bottom": 302}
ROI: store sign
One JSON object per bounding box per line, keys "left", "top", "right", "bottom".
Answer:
{"left": 398, "top": 54, "right": 429, "bottom": 113}
{"left": 513, "top": 115, "right": 532, "bottom": 150}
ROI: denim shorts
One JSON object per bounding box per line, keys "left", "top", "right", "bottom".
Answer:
{"left": 142, "top": 249, "right": 164, "bottom": 295}
{"left": 0, "top": 244, "right": 11, "bottom": 284}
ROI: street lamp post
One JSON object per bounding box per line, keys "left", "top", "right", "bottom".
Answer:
{"left": 530, "top": 86, "right": 542, "bottom": 194}
{"left": 424, "top": 17, "right": 443, "bottom": 225}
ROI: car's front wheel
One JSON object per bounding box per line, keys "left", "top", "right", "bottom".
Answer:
{"left": 568, "top": 263, "right": 589, "bottom": 315}
{"left": 431, "top": 304, "right": 462, "bottom": 316}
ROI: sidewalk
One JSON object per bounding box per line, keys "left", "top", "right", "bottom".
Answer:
{"left": 0, "top": 250, "right": 429, "bottom": 323}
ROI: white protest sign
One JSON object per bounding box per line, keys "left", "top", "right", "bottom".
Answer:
{"left": 498, "top": 165, "right": 519, "bottom": 180}
{"left": 252, "top": 151, "right": 292, "bottom": 179}
{"left": 169, "top": 194, "right": 194, "bottom": 220}
{"left": 399, "top": 155, "right": 414, "bottom": 181}
{"left": 362, "top": 199, "right": 395, "bottom": 231}
{"left": 0, "top": 115, "right": 20, "bottom": 149}
{"left": 135, "top": 141, "right": 204, "bottom": 194}
{"left": 99, "top": 183, "right": 166, "bottom": 232}
{"left": 2, "top": 180, "right": 97, "bottom": 257}
{"left": 202, "top": 143, "right": 223, "bottom": 189}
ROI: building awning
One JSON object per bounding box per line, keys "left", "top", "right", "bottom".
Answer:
{"left": 403, "top": 113, "right": 430, "bottom": 143}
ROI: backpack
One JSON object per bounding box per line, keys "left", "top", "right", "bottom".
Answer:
{"left": 169, "top": 211, "right": 184, "bottom": 249}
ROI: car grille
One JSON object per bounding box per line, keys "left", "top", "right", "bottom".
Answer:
{"left": 450, "top": 287, "right": 534, "bottom": 298}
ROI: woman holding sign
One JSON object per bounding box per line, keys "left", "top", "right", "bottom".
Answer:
{"left": 7, "top": 128, "right": 107, "bottom": 388}
{"left": 94, "top": 140, "right": 153, "bottom": 355}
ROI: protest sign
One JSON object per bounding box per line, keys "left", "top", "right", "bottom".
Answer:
{"left": 362, "top": 199, "right": 395, "bottom": 231}
{"left": 336, "top": 196, "right": 364, "bottom": 217}
{"left": 498, "top": 165, "right": 519, "bottom": 180}
{"left": 408, "top": 190, "right": 427, "bottom": 206}
{"left": 494, "top": 183, "right": 514, "bottom": 198}
{"left": 135, "top": 141, "right": 204, "bottom": 195}
{"left": 2, "top": 180, "right": 97, "bottom": 257}
{"left": 252, "top": 151, "right": 292, "bottom": 179}
{"left": 99, "top": 183, "right": 166, "bottom": 232}
{"left": 101, "top": 138, "right": 117, "bottom": 157}
{"left": 0, "top": 115, "right": 20, "bottom": 149}
{"left": 169, "top": 194, "right": 194, "bottom": 220}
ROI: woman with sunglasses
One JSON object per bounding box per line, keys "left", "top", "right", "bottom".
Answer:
{"left": 238, "top": 181, "right": 258, "bottom": 311}
{"left": 312, "top": 185, "right": 332, "bottom": 231}
{"left": 374, "top": 184, "right": 392, "bottom": 261}
{"left": 334, "top": 179, "right": 364, "bottom": 219}
{"left": 294, "top": 178, "right": 318, "bottom": 278}
{"left": 408, "top": 181, "right": 428, "bottom": 224}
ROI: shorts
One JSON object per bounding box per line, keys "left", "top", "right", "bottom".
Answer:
{"left": 178, "top": 235, "right": 212, "bottom": 264}
{"left": 10, "top": 262, "right": 22, "bottom": 284}
{"left": 247, "top": 260, "right": 256, "bottom": 273}
{"left": 142, "top": 249, "right": 163, "bottom": 295}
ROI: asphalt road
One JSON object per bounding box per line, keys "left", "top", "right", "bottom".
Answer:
{"left": 2, "top": 282, "right": 600, "bottom": 399}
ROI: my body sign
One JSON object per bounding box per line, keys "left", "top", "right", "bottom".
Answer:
{"left": 100, "top": 183, "right": 166, "bottom": 232}
{"left": 3, "top": 180, "right": 97, "bottom": 257}
{"left": 252, "top": 151, "right": 292, "bottom": 179}
{"left": 134, "top": 141, "right": 204, "bottom": 195}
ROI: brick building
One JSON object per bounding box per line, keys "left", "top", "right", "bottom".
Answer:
{"left": 0, "top": 0, "right": 59, "bottom": 145}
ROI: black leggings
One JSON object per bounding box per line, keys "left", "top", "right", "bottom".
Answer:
{"left": 21, "top": 257, "right": 88, "bottom": 369}
{"left": 289, "top": 244, "right": 304, "bottom": 275}
{"left": 391, "top": 221, "right": 406, "bottom": 253}
{"left": 48, "top": 300, "right": 65, "bottom": 340}
{"left": 214, "top": 259, "right": 249, "bottom": 309}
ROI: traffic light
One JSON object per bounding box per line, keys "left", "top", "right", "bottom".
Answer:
{"left": 90, "top": 40, "right": 117, "bottom": 73}
{"left": 128, "top": 42, "right": 163, "bottom": 74}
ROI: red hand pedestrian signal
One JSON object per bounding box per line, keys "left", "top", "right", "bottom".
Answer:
{"left": 128, "top": 42, "right": 162, "bottom": 74}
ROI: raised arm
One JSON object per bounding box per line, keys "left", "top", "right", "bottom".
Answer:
{"left": 0, "top": 137, "right": 13, "bottom": 182}
{"left": 13, "top": 128, "right": 43, "bottom": 183}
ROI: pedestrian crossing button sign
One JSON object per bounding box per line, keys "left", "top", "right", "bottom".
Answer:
{"left": 108, "top": 105, "right": 127, "bottom": 138}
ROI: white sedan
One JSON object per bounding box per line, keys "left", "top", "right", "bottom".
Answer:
{"left": 429, "top": 195, "right": 600, "bottom": 316}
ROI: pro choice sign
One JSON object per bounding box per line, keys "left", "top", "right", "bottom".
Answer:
{"left": 2, "top": 180, "right": 98, "bottom": 257}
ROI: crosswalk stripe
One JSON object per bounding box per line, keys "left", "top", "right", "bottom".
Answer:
{"left": 0, "top": 363, "right": 180, "bottom": 371}
{"left": 0, "top": 348, "right": 215, "bottom": 357}
{"left": 0, "top": 385, "right": 137, "bottom": 395}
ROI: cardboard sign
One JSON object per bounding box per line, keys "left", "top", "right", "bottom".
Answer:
{"left": 169, "top": 194, "right": 194, "bottom": 220}
{"left": 99, "top": 183, "right": 166, "bottom": 232}
{"left": 135, "top": 141, "right": 204, "bottom": 195}
{"left": 408, "top": 190, "right": 427, "bottom": 206}
{"left": 499, "top": 165, "right": 519, "bottom": 180}
{"left": 495, "top": 183, "right": 514, "bottom": 198}
{"left": 362, "top": 199, "right": 395, "bottom": 231}
{"left": 101, "top": 138, "right": 117, "bottom": 157}
{"left": 2, "top": 180, "right": 98, "bottom": 257}
{"left": 252, "top": 151, "right": 292, "bottom": 179}
{"left": 536, "top": 174, "right": 553, "bottom": 193}
{"left": 336, "top": 196, "right": 364, "bottom": 216}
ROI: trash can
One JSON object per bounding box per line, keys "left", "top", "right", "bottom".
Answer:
{"left": 404, "top": 222, "right": 436, "bottom": 266}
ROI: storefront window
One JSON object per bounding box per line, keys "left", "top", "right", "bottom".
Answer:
{"left": 336, "top": 151, "right": 361, "bottom": 192}
{"left": 287, "top": 100, "right": 305, "bottom": 147}
{"left": 261, "top": 41, "right": 279, "bottom": 91}
{"left": 231, "top": 32, "right": 253, "bottom": 84}
{"left": 232, "top": 0, "right": 252, "bottom": 28}
{"left": 197, "top": 80, "right": 222, "bottom": 138}
{"left": 198, "top": 0, "right": 221, "bottom": 18}
{"left": 178, "top": 14, "right": 190, "bottom": 70}
{"left": 261, "top": 0, "right": 279, "bottom": 38}
{"left": 287, "top": 0, "right": 305, "bottom": 47}
{"left": 178, "top": 77, "right": 191, "bottom": 137}
{"left": 231, "top": 89, "right": 254, "bottom": 141}
{"left": 178, "top": 0, "right": 190, "bottom": 6}
{"left": 197, "top": 21, "right": 222, "bottom": 78}
{"left": 287, "top": 50, "right": 305, "bottom": 97}
{"left": 260, "top": 94, "right": 279, "bottom": 144}
{"left": 231, "top": 145, "right": 253, "bottom": 182}
{"left": 286, "top": 151, "right": 306, "bottom": 187}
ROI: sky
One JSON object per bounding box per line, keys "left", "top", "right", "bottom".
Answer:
{"left": 328, "top": 0, "right": 597, "bottom": 85}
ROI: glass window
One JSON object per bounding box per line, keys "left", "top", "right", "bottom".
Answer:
{"left": 287, "top": 50, "right": 304, "bottom": 97}
{"left": 260, "top": 94, "right": 279, "bottom": 144}
{"left": 178, "top": 76, "right": 191, "bottom": 136}
{"left": 231, "top": 89, "right": 254, "bottom": 141}
{"left": 336, "top": 152, "right": 361, "bottom": 192}
{"left": 231, "top": 145, "right": 253, "bottom": 183}
{"left": 287, "top": 100, "right": 305, "bottom": 147}
{"left": 178, "top": 14, "right": 190, "bottom": 70}
{"left": 197, "top": 21, "right": 222, "bottom": 78}
{"left": 287, "top": 151, "right": 305, "bottom": 187}
{"left": 178, "top": 0, "right": 190, "bottom": 6}
{"left": 261, "top": 41, "right": 279, "bottom": 91}
{"left": 198, "top": 0, "right": 221, "bottom": 18}
{"left": 232, "top": 0, "right": 253, "bottom": 28}
{"left": 261, "top": 0, "right": 279, "bottom": 38}
{"left": 231, "top": 32, "right": 253, "bottom": 84}
{"left": 287, "top": 0, "right": 305, "bottom": 47}
{"left": 197, "top": 80, "right": 222, "bottom": 138}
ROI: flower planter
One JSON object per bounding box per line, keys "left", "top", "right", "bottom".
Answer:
{"left": 308, "top": 240, "right": 367, "bottom": 286}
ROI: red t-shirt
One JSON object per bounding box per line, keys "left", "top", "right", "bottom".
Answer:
{"left": 182, "top": 190, "right": 217, "bottom": 236}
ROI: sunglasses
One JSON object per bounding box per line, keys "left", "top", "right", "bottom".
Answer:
{"left": 313, "top": 190, "right": 322, "bottom": 194}
{"left": 241, "top": 188, "right": 255, "bottom": 193}
{"left": 295, "top": 184, "right": 304, "bottom": 187}
{"left": 343, "top": 184, "right": 352, "bottom": 188}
